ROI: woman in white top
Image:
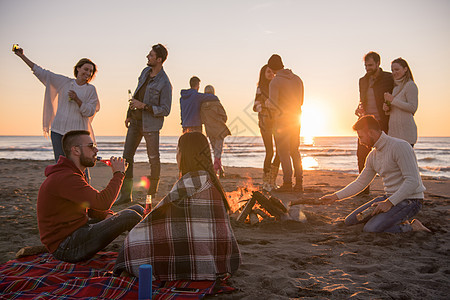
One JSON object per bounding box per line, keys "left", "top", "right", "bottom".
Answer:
{"left": 14, "top": 47, "right": 100, "bottom": 162}
{"left": 383, "top": 58, "right": 418, "bottom": 147}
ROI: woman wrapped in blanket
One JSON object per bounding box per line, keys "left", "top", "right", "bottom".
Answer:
{"left": 14, "top": 47, "right": 100, "bottom": 167}
{"left": 114, "top": 132, "right": 241, "bottom": 280}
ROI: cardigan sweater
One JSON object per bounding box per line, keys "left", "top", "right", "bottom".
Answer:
{"left": 32, "top": 65, "right": 100, "bottom": 139}
{"left": 336, "top": 132, "right": 425, "bottom": 205}
{"left": 388, "top": 80, "right": 418, "bottom": 145}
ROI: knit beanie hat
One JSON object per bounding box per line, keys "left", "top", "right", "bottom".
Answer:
{"left": 267, "top": 54, "right": 284, "bottom": 71}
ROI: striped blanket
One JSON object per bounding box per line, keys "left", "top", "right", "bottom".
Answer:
{"left": 0, "top": 251, "right": 234, "bottom": 299}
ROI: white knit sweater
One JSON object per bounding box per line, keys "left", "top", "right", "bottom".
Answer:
{"left": 388, "top": 80, "right": 418, "bottom": 145}
{"left": 336, "top": 132, "right": 425, "bottom": 205}
{"left": 32, "top": 65, "right": 100, "bottom": 138}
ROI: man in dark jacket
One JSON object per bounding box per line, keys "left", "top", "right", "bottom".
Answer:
{"left": 37, "top": 130, "right": 143, "bottom": 263}
{"left": 267, "top": 54, "right": 304, "bottom": 192}
{"left": 355, "top": 52, "right": 394, "bottom": 193}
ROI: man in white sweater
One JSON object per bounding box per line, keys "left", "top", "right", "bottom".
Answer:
{"left": 320, "top": 115, "right": 430, "bottom": 233}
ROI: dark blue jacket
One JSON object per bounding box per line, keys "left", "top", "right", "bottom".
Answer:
{"left": 180, "top": 89, "right": 218, "bottom": 127}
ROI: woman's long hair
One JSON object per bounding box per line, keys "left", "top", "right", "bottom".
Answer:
{"left": 392, "top": 57, "right": 414, "bottom": 82}
{"left": 258, "top": 64, "right": 271, "bottom": 97}
{"left": 177, "top": 132, "right": 230, "bottom": 211}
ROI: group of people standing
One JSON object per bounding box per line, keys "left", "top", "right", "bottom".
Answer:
{"left": 13, "top": 43, "right": 428, "bottom": 283}
{"left": 14, "top": 43, "right": 241, "bottom": 280}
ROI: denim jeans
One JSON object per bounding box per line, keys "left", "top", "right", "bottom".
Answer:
{"left": 52, "top": 205, "right": 144, "bottom": 263}
{"left": 259, "top": 121, "right": 280, "bottom": 174}
{"left": 209, "top": 136, "right": 224, "bottom": 161}
{"left": 123, "top": 119, "right": 160, "bottom": 180}
{"left": 50, "top": 131, "right": 65, "bottom": 163}
{"left": 51, "top": 131, "right": 90, "bottom": 182}
{"left": 344, "top": 196, "right": 423, "bottom": 233}
{"left": 273, "top": 124, "right": 302, "bottom": 184}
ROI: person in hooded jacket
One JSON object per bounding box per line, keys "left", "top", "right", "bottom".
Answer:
{"left": 180, "top": 76, "right": 218, "bottom": 133}
{"left": 266, "top": 54, "right": 304, "bottom": 192}
{"left": 37, "top": 130, "right": 144, "bottom": 263}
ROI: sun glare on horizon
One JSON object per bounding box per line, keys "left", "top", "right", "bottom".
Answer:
{"left": 300, "top": 100, "right": 329, "bottom": 138}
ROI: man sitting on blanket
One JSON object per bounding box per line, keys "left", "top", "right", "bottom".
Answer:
{"left": 114, "top": 132, "right": 241, "bottom": 280}
{"left": 37, "top": 130, "right": 144, "bottom": 263}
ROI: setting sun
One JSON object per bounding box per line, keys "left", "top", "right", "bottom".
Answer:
{"left": 300, "top": 100, "right": 329, "bottom": 137}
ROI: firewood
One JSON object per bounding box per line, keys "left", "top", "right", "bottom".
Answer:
{"left": 269, "top": 196, "right": 288, "bottom": 213}
{"left": 236, "top": 197, "right": 256, "bottom": 222}
{"left": 254, "top": 208, "right": 270, "bottom": 219}
{"left": 249, "top": 211, "right": 260, "bottom": 225}
{"left": 252, "top": 191, "right": 284, "bottom": 219}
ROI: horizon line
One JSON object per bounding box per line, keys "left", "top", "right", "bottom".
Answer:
{"left": 0, "top": 135, "right": 449, "bottom": 138}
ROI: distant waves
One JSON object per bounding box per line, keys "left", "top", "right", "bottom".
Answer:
{"left": 0, "top": 136, "right": 448, "bottom": 179}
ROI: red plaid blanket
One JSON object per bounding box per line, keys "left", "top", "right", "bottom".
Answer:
{"left": 0, "top": 252, "right": 234, "bottom": 299}
{"left": 115, "top": 171, "right": 241, "bottom": 281}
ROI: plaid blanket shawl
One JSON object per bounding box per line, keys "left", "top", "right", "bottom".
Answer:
{"left": 115, "top": 170, "right": 241, "bottom": 281}
{"left": 0, "top": 251, "right": 234, "bottom": 299}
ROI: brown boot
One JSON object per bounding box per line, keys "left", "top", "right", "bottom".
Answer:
{"left": 270, "top": 165, "right": 279, "bottom": 189}
{"left": 262, "top": 171, "right": 271, "bottom": 191}
{"left": 293, "top": 178, "right": 303, "bottom": 193}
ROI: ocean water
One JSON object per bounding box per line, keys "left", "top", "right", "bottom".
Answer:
{"left": 0, "top": 135, "right": 449, "bottom": 179}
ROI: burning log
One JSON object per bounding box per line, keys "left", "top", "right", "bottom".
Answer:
{"left": 236, "top": 196, "right": 256, "bottom": 222}
{"left": 253, "top": 208, "right": 271, "bottom": 220}
{"left": 251, "top": 191, "right": 286, "bottom": 220}
{"left": 269, "top": 196, "right": 288, "bottom": 213}
{"left": 236, "top": 191, "right": 289, "bottom": 223}
{"left": 248, "top": 211, "right": 259, "bottom": 225}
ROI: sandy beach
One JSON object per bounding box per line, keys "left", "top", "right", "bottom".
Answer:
{"left": 0, "top": 158, "right": 448, "bottom": 299}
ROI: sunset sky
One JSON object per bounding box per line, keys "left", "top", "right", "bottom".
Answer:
{"left": 1, "top": 0, "right": 449, "bottom": 137}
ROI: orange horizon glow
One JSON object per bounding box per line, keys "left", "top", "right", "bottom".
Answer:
{"left": 1, "top": 2, "right": 449, "bottom": 138}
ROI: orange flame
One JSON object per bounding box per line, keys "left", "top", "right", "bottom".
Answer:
{"left": 226, "top": 177, "right": 258, "bottom": 214}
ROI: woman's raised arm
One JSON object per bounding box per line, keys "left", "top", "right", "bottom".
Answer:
{"left": 14, "top": 47, "right": 35, "bottom": 70}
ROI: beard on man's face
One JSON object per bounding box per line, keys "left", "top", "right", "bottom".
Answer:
{"left": 80, "top": 151, "right": 96, "bottom": 168}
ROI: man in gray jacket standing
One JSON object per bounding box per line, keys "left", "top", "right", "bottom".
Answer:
{"left": 116, "top": 44, "right": 172, "bottom": 204}
{"left": 267, "top": 54, "right": 304, "bottom": 192}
